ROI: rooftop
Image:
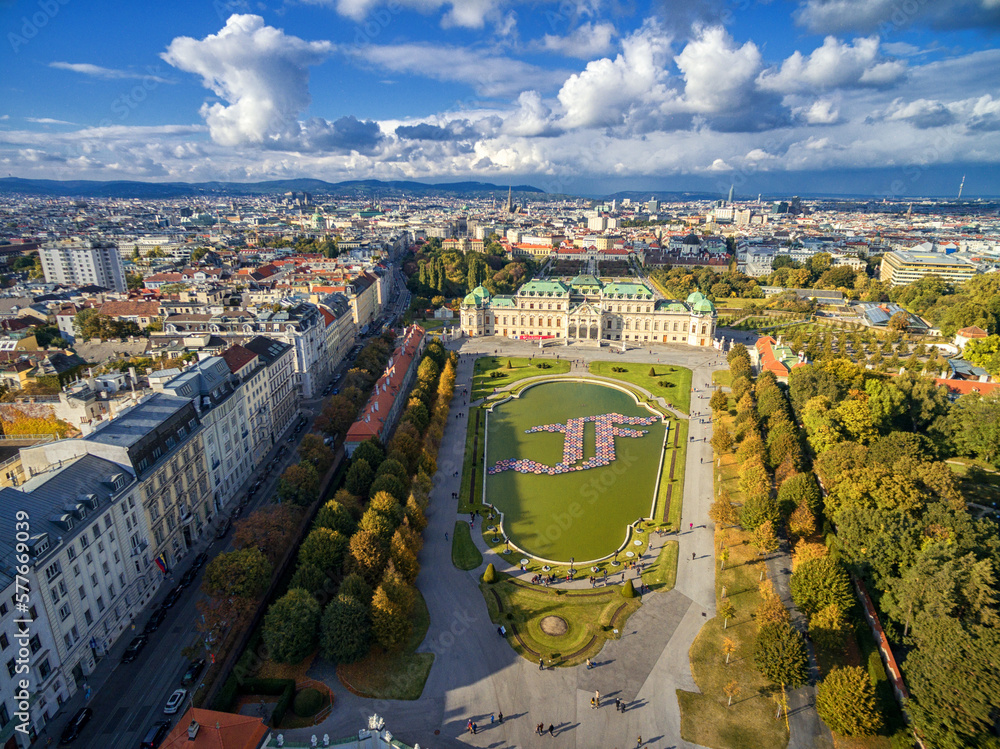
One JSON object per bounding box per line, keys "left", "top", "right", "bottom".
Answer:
{"left": 85, "top": 392, "right": 194, "bottom": 449}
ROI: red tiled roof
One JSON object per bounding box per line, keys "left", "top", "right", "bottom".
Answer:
{"left": 159, "top": 708, "right": 268, "bottom": 749}
{"left": 934, "top": 378, "right": 1000, "bottom": 397}
{"left": 221, "top": 344, "right": 258, "bottom": 374}
{"left": 99, "top": 301, "right": 161, "bottom": 318}
{"left": 347, "top": 325, "right": 425, "bottom": 444}
{"left": 957, "top": 326, "right": 988, "bottom": 338}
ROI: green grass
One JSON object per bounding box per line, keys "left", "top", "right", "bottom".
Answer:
{"left": 451, "top": 521, "right": 483, "bottom": 570}
{"left": 641, "top": 540, "right": 678, "bottom": 592}
{"left": 336, "top": 589, "right": 433, "bottom": 701}
{"left": 471, "top": 356, "right": 571, "bottom": 400}
{"left": 587, "top": 360, "right": 692, "bottom": 413}
{"left": 458, "top": 406, "right": 486, "bottom": 514}
{"left": 484, "top": 381, "right": 666, "bottom": 561}
{"left": 665, "top": 418, "right": 688, "bottom": 529}
{"left": 482, "top": 572, "right": 641, "bottom": 667}
{"left": 712, "top": 370, "right": 733, "bottom": 388}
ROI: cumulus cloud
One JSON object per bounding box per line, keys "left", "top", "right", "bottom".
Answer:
{"left": 537, "top": 22, "right": 617, "bottom": 59}
{"left": 501, "top": 91, "right": 558, "bottom": 136}
{"left": 757, "top": 36, "right": 905, "bottom": 94}
{"left": 797, "top": 99, "right": 842, "bottom": 125}
{"left": 794, "top": 0, "right": 1000, "bottom": 34}
{"left": 347, "top": 42, "right": 568, "bottom": 97}
{"left": 966, "top": 94, "right": 1000, "bottom": 132}
{"left": 49, "top": 62, "right": 174, "bottom": 84}
{"left": 162, "top": 15, "right": 382, "bottom": 153}
{"left": 395, "top": 119, "right": 480, "bottom": 140}
{"left": 880, "top": 98, "right": 956, "bottom": 129}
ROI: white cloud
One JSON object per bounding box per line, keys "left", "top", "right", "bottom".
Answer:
{"left": 538, "top": 22, "right": 617, "bottom": 59}
{"left": 674, "top": 26, "right": 761, "bottom": 114}
{"left": 501, "top": 91, "right": 557, "bottom": 136}
{"left": 162, "top": 15, "right": 382, "bottom": 153}
{"left": 757, "top": 36, "right": 905, "bottom": 94}
{"left": 26, "top": 117, "right": 77, "bottom": 125}
{"left": 880, "top": 98, "right": 956, "bottom": 129}
{"left": 794, "top": 0, "right": 1000, "bottom": 34}
{"left": 347, "top": 42, "right": 568, "bottom": 97}
{"left": 557, "top": 22, "right": 678, "bottom": 129}
{"left": 798, "top": 99, "right": 842, "bottom": 125}
{"left": 49, "top": 62, "right": 174, "bottom": 84}
{"left": 303, "top": 0, "right": 505, "bottom": 29}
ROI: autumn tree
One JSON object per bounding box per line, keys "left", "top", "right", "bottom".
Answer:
{"left": 344, "top": 458, "right": 374, "bottom": 498}
{"left": 711, "top": 422, "right": 733, "bottom": 454}
{"left": 277, "top": 462, "right": 320, "bottom": 506}
{"left": 262, "top": 588, "right": 321, "bottom": 664}
{"left": 723, "top": 637, "right": 737, "bottom": 665}
{"left": 298, "top": 527, "right": 348, "bottom": 575}
{"left": 809, "top": 604, "right": 848, "bottom": 654}
{"left": 298, "top": 434, "right": 334, "bottom": 474}
{"left": 750, "top": 520, "right": 780, "bottom": 558}
{"left": 710, "top": 389, "right": 729, "bottom": 412}
{"left": 719, "top": 598, "right": 736, "bottom": 629}
{"left": 348, "top": 529, "right": 389, "bottom": 586}
{"left": 753, "top": 622, "right": 808, "bottom": 688}
{"left": 320, "top": 593, "right": 372, "bottom": 664}
{"left": 313, "top": 499, "right": 356, "bottom": 537}
{"left": 790, "top": 556, "right": 853, "bottom": 619}
{"left": 724, "top": 679, "right": 740, "bottom": 707}
{"left": 202, "top": 547, "right": 272, "bottom": 601}
{"left": 709, "top": 493, "right": 739, "bottom": 528}
{"left": 232, "top": 505, "right": 302, "bottom": 565}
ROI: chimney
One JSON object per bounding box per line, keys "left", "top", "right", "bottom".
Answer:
{"left": 187, "top": 721, "right": 200, "bottom": 740}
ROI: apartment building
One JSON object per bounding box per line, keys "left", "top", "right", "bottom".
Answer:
{"left": 39, "top": 240, "right": 126, "bottom": 293}
{"left": 317, "top": 294, "right": 356, "bottom": 376}
{"left": 242, "top": 336, "right": 297, "bottom": 447}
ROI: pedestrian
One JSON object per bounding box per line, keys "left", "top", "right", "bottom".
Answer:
{"left": 692, "top": 552, "right": 696, "bottom": 560}
{"left": 548, "top": 724, "right": 555, "bottom": 736}
{"left": 490, "top": 713, "right": 495, "bottom": 724}
{"left": 467, "top": 719, "right": 473, "bottom": 733}
{"left": 472, "top": 722, "right": 478, "bottom": 735}
{"left": 536, "top": 723, "right": 543, "bottom": 735}
{"left": 498, "top": 711, "right": 503, "bottom": 723}
{"left": 539, "top": 657, "right": 544, "bottom": 670}
{"left": 690, "top": 522, "right": 694, "bottom": 531}
{"left": 591, "top": 697, "right": 596, "bottom": 709}
{"left": 636, "top": 736, "right": 642, "bottom": 747}
{"left": 445, "top": 532, "right": 449, "bottom": 541}
{"left": 586, "top": 657, "right": 593, "bottom": 669}
{"left": 615, "top": 697, "right": 621, "bottom": 711}
{"left": 595, "top": 690, "right": 600, "bottom": 703}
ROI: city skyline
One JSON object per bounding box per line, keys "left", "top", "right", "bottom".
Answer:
{"left": 2, "top": 0, "right": 1000, "bottom": 194}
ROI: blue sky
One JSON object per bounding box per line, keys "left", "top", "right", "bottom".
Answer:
{"left": 1, "top": 0, "right": 1000, "bottom": 195}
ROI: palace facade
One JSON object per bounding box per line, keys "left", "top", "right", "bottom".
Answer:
{"left": 460, "top": 275, "right": 717, "bottom": 347}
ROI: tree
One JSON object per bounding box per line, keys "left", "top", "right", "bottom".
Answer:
{"left": 370, "top": 580, "right": 413, "bottom": 650}
{"left": 314, "top": 500, "right": 356, "bottom": 537}
{"left": 262, "top": 588, "right": 321, "bottom": 663}
{"left": 359, "top": 507, "right": 397, "bottom": 541}
{"left": 740, "top": 493, "right": 779, "bottom": 532}
{"left": 963, "top": 334, "right": 1000, "bottom": 376}
{"left": 816, "top": 667, "right": 882, "bottom": 737}
{"left": 482, "top": 562, "right": 497, "bottom": 584}
{"left": 316, "top": 395, "right": 356, "bottom": 439}
{"left": 948, "top": 391, "right": 1000, "bottom": 466}
{"left": 277, "top": 462, "right": 320, "bottom": 505}
{"left": 777, "top": 472, "right": 822, "bottom": 516}
{"left": 719, "top": 598, "right": 736, "bottom": 629}
{"left": 710, "top": 389, "right": 729, "bottom": 412}
{"left": 298, "top": 435, "right": 334, "bottom": 474}
{"left": 790, "top": 556, "right": 853, "bottom": 619}
{"left": 724, "top": 679, "right": 740, "bottom": 707}
{"left": 289, "top": 563, "right": 330, "bottom": 597}
{"left": 621, "top": 579, "right": 636, "bottom": 598}
{"left": 887, "top": 310, "right": 910, "bottom": 332}
{"left": 757, "top": 580, "right": 791, "bottom": 626}
{"left": 352, "top": 439, "right": 385, "bottom": 472}
{"left": 753, "top": 622, "right": 808, "bottom": 687}
{"left": 390, "top": 529, "right": 420, "bottom": 583}
{"left": 731, "top": 375, "right": 752, "bottom": 403}
{"left": 232, "top": 505, "right": 301, "bottom": 565}
{"left": 709, "top": 493, "right": 739, "bottom": 528}
{"left": 809, "top": 604, "right": 848, "bottom": 654}
{"left": 298, "top": 527, "right": 348, "bottom": 575}
{"left": 320, "top": 594, "right": 372, "bottom": 664}
{"left": 368, "top": 473, "right": 407, "bottom": 503}
{"left": 348, "top": 529, "right": 389, "bottom": 586}
{"left": 711, "top": 422, "right": 733, "bottom": 454}
{"left": 787, "top": 501, "right": 816, "bottom": 540}
{"left": 723, "top": 637, "right": 737, "bottom": 664}
{"left": 344, "top": 458, "right": 374, "bottom": 497}
{"left": 730, "top": 356, "right": 752, "bottom": 382}
{"left": 339, "top": 572, "right": 373, "bottom": 605}
{"left": 202, "top": 547, "right": 272, "bottom": 600}
{"left": 750, "top": 520, "right": 779, "bottom": 558}
{"left": 728, "top": 343, "right": 749, "bottom": 365}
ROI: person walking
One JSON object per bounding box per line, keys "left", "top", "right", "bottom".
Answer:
{"left": 636, "top": 736, "right": 642, "bottom": 747}
{"left": 615, "top": 697, "right": 621, "bottom": 711}
{"left": 539, "top": 657, "right": 544, "bottom": 670}
{"left": 591, "top": 697, "right": 596, "bottom": 709}
{"left": 548, "top": 724, "right": 555, "bottom": 736}
{"left": 498, "top": 711, "right": 503, "bottom": 723}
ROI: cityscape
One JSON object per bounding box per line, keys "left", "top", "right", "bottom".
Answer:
{"left": 2, "top": 1, "right": 1000, "bottom": 749}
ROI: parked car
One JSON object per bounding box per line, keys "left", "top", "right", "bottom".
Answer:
{"left": 139, "top": 721, "right": 171, "bottom": 749}
{"left": 215, "top": 518, "right": 231, "bottom": 539}
{"left": 180, "top": 658, "right": 206, "bottom": 686}
{"left": 121, "top": 636, "right": 147, "bottom": 664}
{"left": 163, "top": 689, "right": 187, "bottom": 715}
{"left": 161, "top": 586, "right": 182, "bottom": 609}
{"left": 142, "top": 607, "right": 167, "bottom": 634}
{"left": 59, "top": 707, "right": 93, "bottom": 744}
{"left": 179, "top": 568, "right": 198, "bottom": 588}
{"left": 192, "top": 552, "right": 208, "bottom": 569}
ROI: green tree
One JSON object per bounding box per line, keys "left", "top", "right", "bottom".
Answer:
{"left": 320, "top": 594, "right": 372, "bottom": 664}
{"left": 298, "top": 434, "right": 334, "bottom": 474}
{"left": 289, "top": 563, "right": 329, "bottom": 596}
{"left": 809, "top": 603, "right": 848, "bottom": 654}
{"left": 298, "top": 527, "right": 348, "bottom": 574}
{"left": 711, "top": 422, "right": 733, "bottom": 454}
{"left": 963, "top": 334, "right": 1000, "bottom": 376}
{"left": 816, "top": 667, "right": 882, "bottom": 737}
{"left": 348, "top": 529, "right": 389, "bottom": 586}
{"left": 753, "top": 622, "right": 808, "bottom": 687}
{"left": 368, "top": 473, "right": 407, "bottom": 503}
{"left": 344, "top": 458, "right": 374, "bottom": 497}
{"left": 262, "top": 588, "right": 321, "bottom": 663}
{"left": 777, "top": 472, "right": 822, "bottom": 516}
{"left": 339, "top": 572, "right": 373, "bottom": 604}
{"left": 740, "top": 493, "right": 780, "bottom": 532}
{"left": 948, "top": 391, "right": 1000, "bottom": 466}
{"left": 314, "top": 499, "right": 356, "bottom": 537}
{"left": 790, "top": 556, "right": 854, "bottom": 619}
{"left": 710, "top": 389, "right": 729, "bottom": 412}
{"left": 201, "top": 547, "right": 272, "bottom": 600}
{"left": 352, "top": 439, "right": 385, "bottom": 472}
{"left": 482, "top": 562, "right": 497, "bottom": 583}
{"left": 277, "top": 462, "right": 320, "bottom": 505}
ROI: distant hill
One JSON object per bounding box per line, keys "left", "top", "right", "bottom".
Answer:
{"left": 0, "top": 177, "right": 546, "bottom": 199}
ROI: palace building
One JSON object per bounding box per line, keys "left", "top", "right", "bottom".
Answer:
{"left": 460, "top": 275, "right": 717, "bottom": 347}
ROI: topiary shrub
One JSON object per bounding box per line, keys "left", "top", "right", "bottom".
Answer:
{"left": 482, "top": 562, "right": 496, "bottom": 584}
{"left": 292, "top": 688, "right": 324, "bottom": 718}
{"left": 621, "top": 579, "right": 635, "bottom": 598}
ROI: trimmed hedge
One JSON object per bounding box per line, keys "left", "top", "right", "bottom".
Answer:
{"left": 293, "top": 687, "right": 324, "bottom": 717}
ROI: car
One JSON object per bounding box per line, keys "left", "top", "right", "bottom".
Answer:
{"left": 192, "top": 552, "right": 208, "bottom": 569}
{"left": 231, "top": 504, "right": 244, "bottom": 519}
{"left": 179, "top": 568, "right": 198, "bottom": 588}
{"left": 59, "top": 707, "right": 93, "bottom": 744}
{"left": 139, "top": 721, "right": 171, "bottom": 749}
{"left": 162, "top": 586, "right": 183, "bottom": 608}
{"left": 142, "top": 607, "right": 167, "bottom": 634}
{"left": 215, "top": 518, "right": 231, "bottom": 539}
{"left": 287, "top": 434, "right": 295, "bottom": 443}
{"left": 163, "top": 689, "right": 188, "bottom": 715}
{"left": 121, "top": 636, "right": 147, "bottom": 664}
{"left": 180, "top": 658, "right": 206, "bottom": 686}
{"left": 332, "top": 388, "right": 339, "bottom": 395}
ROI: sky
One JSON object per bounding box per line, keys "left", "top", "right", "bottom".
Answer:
{"left": 1, "top": 0, "right": 1000, "bottom": 196}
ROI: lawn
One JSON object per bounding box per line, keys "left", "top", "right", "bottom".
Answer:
{"left": 484, "top": 380, "right": 667, "bottom": 562}
{"left": 659, "top": 418, "right": 688, "bottom": 529}
{"left": 458, "top": 405, "right": 486, "bottom": 514}
{"left": 471, "top": 356, "right": 571, "bottom": 400}
{"left": 452, "top": 521, "right": 483, "bottom": 570}
{"left": 641, "top": 540, "right": 678, "bottom": 592}
{"left": 587, "top": 360, "right": 692, "bottom": 413}
{"left": 337, "top": 589, "right": 434, "bottom": 700}
{"left": 481, "top": 572, "right": 641, "bottom": 667}
{"left": 712, "top": 370, "right": 733, "bottom": 388}
{"left": 677, "top": 406, "right": 789, "bottom": 749}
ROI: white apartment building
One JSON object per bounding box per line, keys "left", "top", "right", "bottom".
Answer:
{"left": 39, "top": 240, "right": 126, "bottom": 293}
{"left": 243, "top": 336, "right": 297, "bottom": 447}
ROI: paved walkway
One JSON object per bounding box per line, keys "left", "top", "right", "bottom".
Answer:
{"left": 289, "top": 339, "right": 726, "bottom": 747}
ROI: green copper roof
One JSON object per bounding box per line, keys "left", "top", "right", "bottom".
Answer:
{"left": 661, "top": 302, "right": 687, "bottom": 312}
{"left": 492, "top": 296, "right": 516, "bottom": 307}
{"left": 686, "top": 290, "right": 707, "bottom": 304}
{"left": 694, "top": 299, "right": 716, "bottom": 313}
{"left": 462, "top": 285, "right": 490, "bottom": 306}
{"left": 570, "top": 274, "right": 602, "bottom": 288}
{"left": 519, "top": 280, "right": 569, "bottom": 296}
{"left": 602, "top": 282, "right": 654, "bottom": 299}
